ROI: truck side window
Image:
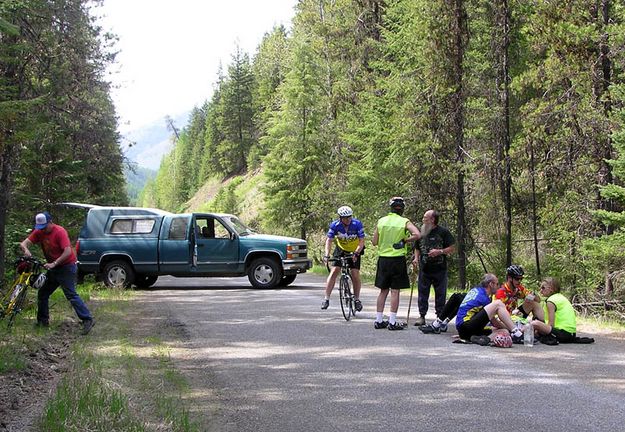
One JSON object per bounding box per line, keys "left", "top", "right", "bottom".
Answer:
{"left": 168, "top": 217, "right": 189, "bottom": 240}
{"left": 214, "top": 220, "right": 230, "bottom": 239}
{"left": 110, "top": 218, "right": 155, "bottom": 234}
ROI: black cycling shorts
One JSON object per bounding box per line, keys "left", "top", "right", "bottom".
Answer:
{"left": 332, "top": 247, "right": 361, "bottom": 270}
{"left": 552, "top": 328, "right": 576, "bottom": 343}
{"left": 457, "top": 308, "right": 492, "bottom": 340}
{"left": 375, "top": 256, "right": 409, "bottom": 290}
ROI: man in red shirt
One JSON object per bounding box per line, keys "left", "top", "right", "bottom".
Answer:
{"left": 20, "top": 212, "right": 94, "bottom": 334}
{"left": 495, "top": 265, "right": 544, "bottom": 322}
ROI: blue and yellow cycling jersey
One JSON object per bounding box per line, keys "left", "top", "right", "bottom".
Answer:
{"left": 456, "top": 286, "right": 491, "bottom": 323}
{"left": 327, "top": 218, "right": 365, "bottom": 252}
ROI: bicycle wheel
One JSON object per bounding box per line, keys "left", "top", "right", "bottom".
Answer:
{"left": 339, "top": 275, "right": 354, "bottom": 321}
{"left": 6, "top": 284, "right": 27, "bottom": 327}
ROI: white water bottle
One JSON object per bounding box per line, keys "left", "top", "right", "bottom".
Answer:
{"left": 524, "top": 320, "right": 534, "bottom": 347}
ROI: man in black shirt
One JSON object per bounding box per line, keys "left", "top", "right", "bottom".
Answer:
{"left": 412, "top": 210, "right": 455, "bottom": 326}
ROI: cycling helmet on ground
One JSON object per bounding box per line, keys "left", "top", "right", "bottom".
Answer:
{"left": 337, "top": 206, "right": 353, "bottom": 217}
{"left": 506, "top": 265, "right": 525, "bottom": 279}
{"left": 389, "top": 197, "right": 405, "bottom": 209}
{"left": 32, "top": 273, "right": 47, "bottom": 290}
{"left": 492, "top": 332, "right": 513, "bottom": 348}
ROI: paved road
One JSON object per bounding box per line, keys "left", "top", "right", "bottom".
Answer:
{"left": 144, "top": 273, "right": 625, "bottom": 432}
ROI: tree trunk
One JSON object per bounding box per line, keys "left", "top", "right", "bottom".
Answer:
{"left": 495, "top": 0, "right": 513, "bottom": 266}
{"left": 593, "top": 0, "right": 615, "bottom": 234}
{"left": 0, "top": 141, "right": 14, "bottom": 285}
{"left": 529, "top": 140, "right": 541, "bottom": 277}
{"left": 451, "top": 0, "right": 467, "bottom": 290}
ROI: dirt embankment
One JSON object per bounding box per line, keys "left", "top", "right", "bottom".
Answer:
{"left": 0, "top": 322, "right": 77, "bottom": 432}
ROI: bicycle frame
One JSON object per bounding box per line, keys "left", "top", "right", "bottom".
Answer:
{"left": 0, "top": 257, "right": 43, "bottom": 326}
{"left": 328, "top": 253, "right": 356, "bottom": 321}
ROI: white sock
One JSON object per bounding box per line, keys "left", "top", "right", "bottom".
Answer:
{"left": 443, "top": 318, "right": 450, "bottom": 324}
{"left": 432, "top": 319, "right": 441, "bottom": 328}
{"left": 389, "top": 312, "right": 397, "bottom": 324}
{"left": 324, "top": 296, "right": 329, "bottom": 300}
{"left": 376, "top": 312, "right": 384, "bottom": 322}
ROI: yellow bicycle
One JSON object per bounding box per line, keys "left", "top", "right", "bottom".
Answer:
{"left": 0, "top": 257, "right": 44, "bottom": 327}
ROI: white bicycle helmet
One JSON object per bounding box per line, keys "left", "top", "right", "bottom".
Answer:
{"left": 32, "top": 273, "right": 47, "bottom": 290}
{"left": 337, "top": 206, "right": 353, "bottom": 217}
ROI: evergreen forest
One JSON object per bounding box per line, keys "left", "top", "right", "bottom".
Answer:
{"left": 2, "top": 1, "right": 625, "bottom": 314}
{"left": 141, "top": 0, "right": 625, "bottom": 307}
{"left": 0, "top": 0, "right": 127, "bottom": 280}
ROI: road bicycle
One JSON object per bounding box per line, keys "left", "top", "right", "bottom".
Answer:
{"left": 0, "top": 256, "right": 44, "bottom": 327}
{"left": 328, "top": 253, "right": 356, "bottom": 321}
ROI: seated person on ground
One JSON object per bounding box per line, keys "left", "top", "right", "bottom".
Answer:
{"left": 495, "top": 265, "right": 544, "bottom": 322}
{"left": 456, "top": 273, "right": 524, "bottom": 345}
{"left": 419, "top": 292, "right": 466, "bottom": 333}
{"left": 532, "top": 277, "right": 582, "bottom": 344}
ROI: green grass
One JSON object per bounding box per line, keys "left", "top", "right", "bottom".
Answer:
{"left": 0, "top": 281, "right": 202, "bottom": 431}
{"left": 39, "top": 350, "right": 146, "bottom": 432}
{"left": 35, "top": 283, "right": 202, "bottom": 431}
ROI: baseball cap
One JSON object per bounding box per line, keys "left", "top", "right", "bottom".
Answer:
{"left": 34, "top": 212, "right": 52, "bottom": 230}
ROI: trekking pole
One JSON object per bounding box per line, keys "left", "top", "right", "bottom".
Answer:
{"left": 406, "top": 262, "right": 417, "bottom": 325}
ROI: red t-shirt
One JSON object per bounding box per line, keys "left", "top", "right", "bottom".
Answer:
{"left": 495, "top": 281, "right": 529, "bottom": 314}
{"left": 28, "top": 224, "right": 77, "bottom": 265}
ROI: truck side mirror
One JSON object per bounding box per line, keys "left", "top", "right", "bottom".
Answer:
{"left": 230, "top": 232, "right": 236, "bottom": 241}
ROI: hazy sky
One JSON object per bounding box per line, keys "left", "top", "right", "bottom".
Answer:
{"left": 95, "top": 0, "right": 297, "bottom": 134}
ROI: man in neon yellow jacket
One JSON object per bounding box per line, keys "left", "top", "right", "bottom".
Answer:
{"left": 371, "top": 197, "right": 420, "bottom": 330}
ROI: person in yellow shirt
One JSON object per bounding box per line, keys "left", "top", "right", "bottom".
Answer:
{"left": 371, "top": 197, "right": 420, "bottom": 330}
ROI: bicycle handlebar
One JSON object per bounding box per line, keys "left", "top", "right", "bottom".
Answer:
{"left": 14, "top": 256, "right": 44, "bottom": 270}
{"left": 325, "top": 253, "right": 356, "bottom": 272}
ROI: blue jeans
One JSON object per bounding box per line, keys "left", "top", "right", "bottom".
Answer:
{"left": 37, "top": 263, "right": 92, "bottom": 324}
{"left": 417, "top": 268, "right": 448, "bottom": 318}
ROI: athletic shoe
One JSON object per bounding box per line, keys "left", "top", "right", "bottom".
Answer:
{"left": 321, "top": 299, "right": 329, "bottom": 310}
{"left": 439, "top": 322, "right": 448, "bottom": 332}
{"left": 413, "top": 316, "right": 426, "bottom": 326}
{"left": 539, "top": 333, "right": 559, "bottom": 346}
{"left": 470, "top": 335, "right": 491, "bottom": 346}
{"left": 388, "top": 321, "right": 405, "bottom": 331}
{"left": 374, "top": 320, "right": 389, "bottom": 329}
{"left": 81, "top": 318, "right": 95, "bottom": 335}
{"left": 354, "top": 300, "right": 363, "bottom": 312}
{"left": 419, "top": 324, "right": 440, "bottom": 334}
{"left": 511, "top": 333, "right": 524, "bottom": 344}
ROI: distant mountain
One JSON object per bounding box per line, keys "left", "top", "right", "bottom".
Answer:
{"left": 121, "top": 111, "right": 190, "bottom": 170}
{"left": 125, "top": 164, "right": 156, "bottom": 205}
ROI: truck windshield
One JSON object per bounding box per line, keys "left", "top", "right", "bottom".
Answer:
{"left": 224, "top": 216, "right": 256, "bottom": 236}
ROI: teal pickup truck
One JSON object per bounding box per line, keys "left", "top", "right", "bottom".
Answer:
{"left": 73, "top": 205, "right": 312, "bottom": 289}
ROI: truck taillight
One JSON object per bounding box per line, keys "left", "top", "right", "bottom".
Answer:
{"left": 75, "top": 240, "right": 80, "bottom": 256}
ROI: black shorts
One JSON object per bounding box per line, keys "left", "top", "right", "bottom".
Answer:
{"left": 457, "top": 309, "right": 491, "bottom": 340}
{"left": 375, "top": 256, "right": 409, "bottom": 290}
{"left": 332, "top": 247, "right": 361, "bottom": 270}
{"left": 552, "top": 328, "right": 576, "bottom": 343}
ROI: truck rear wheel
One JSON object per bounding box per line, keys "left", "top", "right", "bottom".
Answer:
{"left": 248, "top": 257, "right": 283, "bottom": 289}
{"left": 103, "top": 260, "right": 134, "bottom": 288}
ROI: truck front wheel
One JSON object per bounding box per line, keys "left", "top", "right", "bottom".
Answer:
{"left": 135, "top": 275, "right": 158, "bottom": 289}
{"left": 248, "top": 257, "right": 283, "bottom": 289}
{"left": 102, "top": 260, "right": 135, "bottom": 288}
{"left": 279, "top": 274, "right": 297, "bottom": 286}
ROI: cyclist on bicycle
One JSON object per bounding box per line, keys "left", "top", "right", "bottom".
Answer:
{"left": 321, "top": 206, "right": 365, "bottom": 311}
{"left": 19, "top": 211, "right": 95, "bottom": 335}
